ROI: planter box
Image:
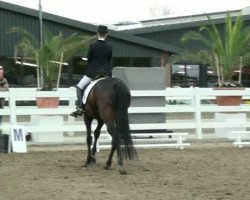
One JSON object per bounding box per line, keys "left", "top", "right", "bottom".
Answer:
{"left": 214, "top": 87, "right": 244, "bottom": 106}
{"left": 216, "top": 96, "right": 242, "bottom": 106}
{"left": 36, "top": 97, "right": 59, "bottom": 108}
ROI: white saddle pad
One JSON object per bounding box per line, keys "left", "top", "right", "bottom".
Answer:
{"left": 82, "top": 78, "right": 104, "bottom": 104}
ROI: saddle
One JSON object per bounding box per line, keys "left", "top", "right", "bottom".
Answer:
{"left": 92, "top": 74, "right": 109, "bottom": 81}
{"left": 82, "top": 77, "right": 106, "bottom": 104}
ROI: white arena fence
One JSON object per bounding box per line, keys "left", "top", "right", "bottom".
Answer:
{"left": 0, "top": 87, "right": 250, "bottom": 148}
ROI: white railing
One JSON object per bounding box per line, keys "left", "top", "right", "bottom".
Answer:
{"left": 0, "top": 87, "right": 250, "bottom": 142}
{"left": 132, "top": 87, "right": 250, "bottom": 140}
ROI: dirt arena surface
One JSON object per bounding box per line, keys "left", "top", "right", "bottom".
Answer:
{"left": 1, "top": 142, "right": 250, "bottom": 200}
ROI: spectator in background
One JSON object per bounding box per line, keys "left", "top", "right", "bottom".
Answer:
{"left": 0, "top": 65, "right": 9, "bottom": 128}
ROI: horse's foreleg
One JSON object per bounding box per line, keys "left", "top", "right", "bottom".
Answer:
{"left": 91, "top": 119, "right": 104, "bottom": 156}
{"left": 84, "top": 115, "right": 94, "bottom": 167}
{"left": 104, "top": 122, "right": 116, "bottom": 170}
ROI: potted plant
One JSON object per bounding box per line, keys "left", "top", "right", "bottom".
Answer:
{"left": 9, "top": 27, "right": 92, "bottom": 107}
{"left": 171, "top": 12, "right": 250, "bottom": 105}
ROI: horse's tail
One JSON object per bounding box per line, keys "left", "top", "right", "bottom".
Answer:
{"left": 114, "top": 82, "right": 137, "bottom": 160}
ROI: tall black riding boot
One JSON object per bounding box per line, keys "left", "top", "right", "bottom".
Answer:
{"left": 70, "top": 86, "right": 84, "bottom": 117}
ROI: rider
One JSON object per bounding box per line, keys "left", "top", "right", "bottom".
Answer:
{"left": 70, "top": 25, "right": 113, "bottom": 118}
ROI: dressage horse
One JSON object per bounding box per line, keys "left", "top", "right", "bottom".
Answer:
{"left": 83, "top": 77, "right": 137, "bottom": 174}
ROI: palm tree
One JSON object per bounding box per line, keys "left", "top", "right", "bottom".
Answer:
{"left": 179, "top": 12, "right": 250, "bottom": 87}
{"left": 9, "top": 27, "right": 93, "bottom": 90}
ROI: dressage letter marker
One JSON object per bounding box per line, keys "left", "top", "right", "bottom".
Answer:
{"left": 10, "top": 126, "right": 27, "bottom": 153}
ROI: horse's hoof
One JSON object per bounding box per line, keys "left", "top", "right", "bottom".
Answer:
{"left": 104, "top": 165, "right": 110, "bottom": 170}
{"left": 84, "top": 163, "right": 90, "bottom": 167}
{"left": 119, "top": 169, "right": 127, "bottom": 175}
{"left": 91, "top": 157, "right": 96, "bottom": 163}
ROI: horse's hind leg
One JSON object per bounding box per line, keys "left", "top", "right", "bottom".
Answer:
{"left": 115, "top": 136, "right": 126, "bottom": 175}
{"left": 105, "top": 122, "right": 126, "bottom": 174}
{"left": 106, "top": 134, "right": 126, "bottom": 174}
{"left": 84, "top": 115, "right": 95, "bottom": 167}
{"left": 91, "top": 119, "right": 104, "bottom": 156}
{"left": 104, "top": 136, "right": 116, "bottom": 170}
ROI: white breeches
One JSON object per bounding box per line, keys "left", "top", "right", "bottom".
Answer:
{"left": 77, "top": 75, "right": 92, "bottom": 90}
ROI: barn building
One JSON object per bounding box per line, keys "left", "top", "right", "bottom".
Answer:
{"left": 118, "top": 7, "right": 250, "bottom": 87}
{"left": 0, "top": 1, "right": 182, "bottom": 88}
{"left": 1, "top": 1, "right": 250, "bottom": 87}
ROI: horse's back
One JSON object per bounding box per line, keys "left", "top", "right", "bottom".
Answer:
{"left": 86, "top": 78, "right": 130, "bottom": 118}
{"left": 96, "top": 77, "right": 127, "bottom": 88}
{"left": 93, "top": 78, "right": 130, "bottom": 96}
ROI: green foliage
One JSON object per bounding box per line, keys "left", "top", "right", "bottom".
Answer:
{"left": 9, "top": 27, "right": 93, "bottom": 90}
{"left": 178, "top": 12, "right": 250, "bottom": 87}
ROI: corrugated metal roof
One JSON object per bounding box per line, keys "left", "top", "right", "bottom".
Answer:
{"left": 0, "top": 1, "right": 183, "bottom": 54}
{"left": 119, "top": 8, "right": 250, "bottom": 34}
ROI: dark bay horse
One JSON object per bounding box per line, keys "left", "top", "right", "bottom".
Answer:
{"left": 83, "top": 77, "right": 137, "bottom": 174}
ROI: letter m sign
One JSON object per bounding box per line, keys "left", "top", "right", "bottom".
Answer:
{"left": 13, "top": 128, "right": 24, "bottom": 141}
{"left": 10, "top": 126, "right": 27, "bottom": 153}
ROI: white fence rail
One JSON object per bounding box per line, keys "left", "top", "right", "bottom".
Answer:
{"left": 0, "top": 87, "right": 250, "bottom": 143}
{"left": 163, "top": 87, "right": 250, "bottom": 140}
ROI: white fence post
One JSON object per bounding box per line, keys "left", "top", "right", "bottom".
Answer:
{"left": 9, "top": 88, "right": 17, "bottom": 125}
{"left": 194, "top": 87, "right": 202, "bottom": 139}
{"left": 67, "top": 87, "right": 76, "bottom": 137}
